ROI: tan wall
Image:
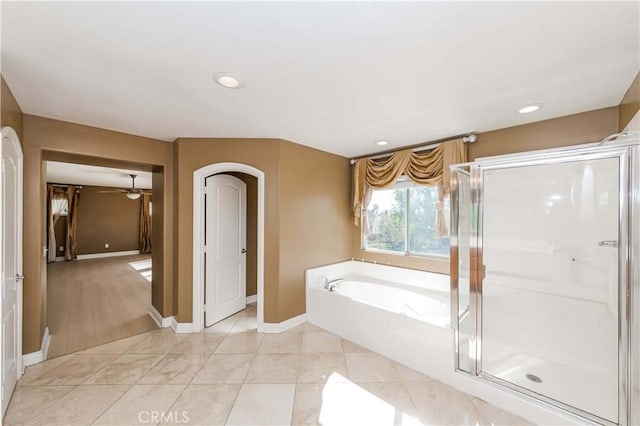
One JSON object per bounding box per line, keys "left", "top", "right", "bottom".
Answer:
{"left": 468, "top": 106, "right": 620, "bottom": 160}
{"left": 278, "top": 141, "right": 352, "bottom": 319}
{"left": 228, "top": 172, "right": 257, "bottom": 297}
{"left": 53, "top": 216, "right": 67, "bottom": 257}
{"left": 351, "top": 106, "right": 620, "bottom": 275}
{"left": 22, "top": 115, "right": 173, "bottom": 353}
{"left": 1, "top": 76, "right": 24, "bottom": 144}
{"left": 174, "top": 138, "right": 352, "bottom": 323}
{"left": 619, "top": 71, "right": 640, "bottom": 131}
{"left": 174, "top": 138, "right": 281, "bottom": 323}
{"left": 152, "top": 169, "right": 171, "bottom": 315}
{"left": 50, "top": 185, "right": 140, "bottom": 255}
{"left": 76, "top": 185, "right": 141, "bottom": 254}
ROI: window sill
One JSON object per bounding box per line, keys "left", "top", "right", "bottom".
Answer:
{"left": 354, "top": 248, "right": 450, "bottom": 275}
{"left": 362, "top": 248, "right": 449, "bottom": 261}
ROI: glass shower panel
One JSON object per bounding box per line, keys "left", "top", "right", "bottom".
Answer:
{"left": 630, "top": 145, "right": 640, "bottom": 426}
{"left": 481, "top": 158, "right": 619, "bottom": 423}
{"left": 452, "top": 167, "right": 475, "bottom": 373}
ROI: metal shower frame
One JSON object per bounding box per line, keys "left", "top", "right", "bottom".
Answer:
{"left": 449, "top": 139, "right": 640, "bottom": 426}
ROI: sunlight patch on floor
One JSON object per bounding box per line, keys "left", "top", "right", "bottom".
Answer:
{"left": 128, "top": 259, "right": 152, "bottom": 270}
{"left": 139, "top": 269, "right": 152, "bottom": 282}
{"left": 129, "top": 259, "right": 152, "bottom": 282}
{"left": 319, "top": 373, "right": 423, "bottom": 425}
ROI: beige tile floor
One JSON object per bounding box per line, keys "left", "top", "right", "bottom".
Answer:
{"left": 4, "top": 304, "right": 532, "bottom": 425}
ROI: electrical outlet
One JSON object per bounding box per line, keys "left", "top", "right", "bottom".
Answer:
{"left": 105, "top": 243, "right": 109, "bottom": 249}
{"left": 59, "top": 246, "right": 64, "bottom": 252}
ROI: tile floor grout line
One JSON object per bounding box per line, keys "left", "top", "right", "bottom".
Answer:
{"left": 288, "top": 351, "right": 304, "bottom": 426}
{"left": 83, "top": 383, "right": 135, "bottom": 426}
{"left": 4, "top": 383, "right": 81, "bottom": 424}
{"left": 216, "top": 312, "right": 251, "bottom": 426}
{"left": 162, "top": 331, "right": 235, "bottom": 422}
{"left": 222, "top": 381, "right": 244, "bottom": 426}
{"left": 155, "top": 310, "right": 253, "bottom": 425}
{"left": 79, "top": 352, "right": 127, "bottom": 386}
{"left": 73, "top": 331, "right": 164, "bottom": 425}
{"left": 403, "top": 379, "right": 429, "bottom": 425}
{"left": 130, "top": 333, "right": 186, "bottom": 386}
{"left": 91, "top": 329, "right": 208, "bottom": 425}
{"left": 341, "top": 339, "right": 351, "bottom": 382}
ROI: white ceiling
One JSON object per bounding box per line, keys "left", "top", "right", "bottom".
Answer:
{"left": 2, "top": 2, "right": 638, "bottom": 157}
{"left": 46, "top": 162, "right": 152, "bottom": 190}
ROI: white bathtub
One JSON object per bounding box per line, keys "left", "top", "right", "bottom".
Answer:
{"left": 333, "top": 280, "right": 450, "bottom": 327}
{"left": 306, "top": 261, "right": 452, "bottom": 382}
{"left": 305, "top": 261, "right": 583, "bottom": 426}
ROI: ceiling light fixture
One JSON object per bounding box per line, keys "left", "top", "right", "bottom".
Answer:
{"left": 214, "top": 73, "right": 243, "bottom": 89}
{"left": 517, "top": 103, "right": 543, "bottom": 114}
{"left": 376, "top": 140, "right": 389, "bottom": 146}
{"left": 126, "top": 193, "right": 141, "bottom": 200}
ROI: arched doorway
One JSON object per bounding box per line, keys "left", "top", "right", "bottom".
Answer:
{"left": 193, "top": 162, "right": 265, "bottom": 332}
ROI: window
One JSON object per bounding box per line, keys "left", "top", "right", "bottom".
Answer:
{"left": 52, "top": 197, "right": 68, "bottom": 217}
{"left": 363, "top": 180, "right": 450, "bottom": 258}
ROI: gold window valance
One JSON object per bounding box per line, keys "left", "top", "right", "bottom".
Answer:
{"left": 352, "top": 138, "right": 467, "bottom": 237}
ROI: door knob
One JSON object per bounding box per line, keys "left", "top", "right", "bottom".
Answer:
{"left": 241, "top": 248, "right": 247, "bottom": 254}
{"left": 15, "top": 274, "right": 25, "bottom": 281}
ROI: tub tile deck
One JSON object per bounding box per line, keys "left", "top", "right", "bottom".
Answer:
{"left": 4, "top": 304, "right": 532, "bottom": 425}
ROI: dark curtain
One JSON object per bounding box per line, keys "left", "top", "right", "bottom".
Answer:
{"left": 139, "top": 193, "right": 152, "bottom": 254}
{"left": 64, "top": 185, "right": 80, "bottom": 260}
{"left": 47, "top": 184, "right": 67, "bottom": 263}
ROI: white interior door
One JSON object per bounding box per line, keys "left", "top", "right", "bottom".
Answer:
{"left": 204, "top": 174, "right": 246, "bottom": 327}
{"left": 1, "top": 127, "right": 23, "bottom": 418}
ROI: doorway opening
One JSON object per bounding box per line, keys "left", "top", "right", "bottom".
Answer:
{"left": 44, "top": 160, "right": 158, "bottom": 358}
{"left": 193, "top": 163, "right": 265, "bottom": 332}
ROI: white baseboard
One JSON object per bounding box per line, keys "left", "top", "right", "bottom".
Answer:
{"left": 148, "top": 305, "right": 173, "bottom": 328}
{"left": 22, "top": 352, "right": 43, "bottom": 368}
{"left": 149, "top": 306, "right": 192, "bottom": 333}
{"left": 261, "top": 314, "right": 306, "bottom": 334}
{"left": 246, "top": 294, "right": 257, "bottom": 304}
{"left": 23, "top": 327, "right": 50, "bottom": 367}
{"left": 171, "top": 318, "right": 195, "bottom": 333}
{"left": 76, "top": 250, "right": 141, "bottom": 260}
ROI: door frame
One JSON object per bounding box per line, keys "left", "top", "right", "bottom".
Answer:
{"left": 0, "top": 126, "right": 24, "bottom": 417}
{"left": 193, "top": 162, "right": 264, "bottom": 332}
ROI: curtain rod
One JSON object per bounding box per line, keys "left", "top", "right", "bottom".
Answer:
{"left": 349, "top": 133, "right": 477, "bottom": 165}
{"left": 49, "top": 183, "right": 83, "bottom": 189}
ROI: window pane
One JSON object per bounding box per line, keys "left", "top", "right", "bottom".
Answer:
{"left": 52, "top": 197, "right": 69, "bottom": 217}
{"left": 364, "top": 188, "right": 406, "bottom": 253}
{"left": 408, "top": 186, "right": 450, "bottom": 257}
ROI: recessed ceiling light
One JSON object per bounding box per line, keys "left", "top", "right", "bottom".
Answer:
{"left": 214, "top": 73, "right": 243, "bottom": 89}
{"left": 517, "top": 103, "right": 543, "bottom": 114}
{"left": 376, "top": 140, "right": 389, "bottom": 146}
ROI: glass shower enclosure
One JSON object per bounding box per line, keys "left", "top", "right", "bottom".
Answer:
{"left": 450, "top": 138, "right": 640, "bottom": 425}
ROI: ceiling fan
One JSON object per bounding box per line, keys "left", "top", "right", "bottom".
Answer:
{"left": 98, "top": 174, "right": 151, "bottom": 200}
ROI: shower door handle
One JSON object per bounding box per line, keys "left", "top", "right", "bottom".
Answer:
{"left": 598, "top": 240, "right": 618, "bottom": 248}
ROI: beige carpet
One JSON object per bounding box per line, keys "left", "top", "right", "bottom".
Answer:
{"left": 47, "top": 254, "right": 158, "bottom": 358}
